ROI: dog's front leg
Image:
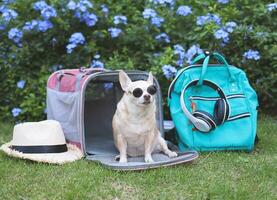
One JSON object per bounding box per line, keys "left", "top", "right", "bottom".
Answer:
{"left": 116, "top": 134, "right": 128, "bottom": 163}
{"left": 158, "top": 135, "right": 178, "bottom": 158}
{"left": 144, "top": 132, "right": 155, "bottom": 163}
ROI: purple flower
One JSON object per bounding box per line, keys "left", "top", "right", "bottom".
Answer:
{"left": 91, "top": 60, "right": 104, "bottom": 68}
{"left": 67, "top": 1, "right": 77, "bottom": 10}
{"left": 66, "top": 32, "right": 86, "bottom": 54}
{"left": 23, "top": 20, "right": 39, "bottom": 31}
{"left": 11, "top": 107, "right": 22, "bottom": 117}
{"left": 67, "top": 1, "right": 97, "bottom": 27}
{"left": 267, "top": 3, "right": 277, "bottom": 12}
{"left": 23, "top": 20, "right": 53, "bottom": 32}
{"left": 0, "top": 5, "right": 6, "bottom": 12}
{"left": 75, "top": 0, "right": 93, "bottom": 12}
{"left": 8, "top": 28, "right": 23, "bottom": 44}
{"left": 108, "top": 27, "right": 122, "bottom": 38}
{"left": 82, "top": 12, "right": 98, "bottom": 26}
{"left": 174, "top": 44, "right": 185, "bottom": 54}
{"left": 152, "top": 0, "right": 175, "bottom": 7}
{"left": 33, "top": 1, "right": 57, "bottom": 20}
{"left": 151, "top": 16, "right": 164, "bottom": 27}
{"left": 213, "top": 21, "right": 237, "bottom": 43}
{"left": 176, "top": 6, "right": 192, "bottom": 16}
{"left": 3, "top": 0, "right": 16, "bottom": 4}
{"left": 114, "top": 15, "right": 127, "bottom": 25}
{"left": 142, "top": 8, "right": 164, "bottom": 27}
{"left": 33, "top": 1, "right": 48, "bottom": 11}
{"left": 196, "top": 13, "right": 221, "bottom": 26}
{"left": 1, "top": 9, "right": 18, "bottom": 22}
{"left": 17, "top": 80, "right": 26, "bottom": 89}
{"left": 101, "top": 4, "right": 109, "bottom": 15}
{"left": 162, "top": 65, "right": 177, "bottom": 79}
{"left": 155, "top": 33, "right": 170, "bottom": 43}
{"left": 217, "top": 0, "right": 229, "bottom": 4}
{"left": 41, "top": 5, "right": 57, "bottom": 19}
{"left": 196, "top": 15, "right": 210, "bottom": 26}
{"left": 94, "top": 54, "right": 100, "bottom": 59}
{"left": 67, "top": 0, "right": 95, "bottom": 26}
{"left": 209, "top": 14, "right": 221, "bottom": 25}
{"left": 80, "top": 0, "right": 93, "bottom": 9}
{"left": 0, "top": 24, "right": 6, "bottom": 30}
{"left": 142, "top": 8, "right": 157, "bottom": 19}
{"left": 243, "top": 50, "right": 260, "bottom": 60}
{"left": 185, "top": 45, "right": 203, "bottom": 64}
{"left": 214, "top": 28, "right": 229, "bottom": 43}
{"left": 69, "top": 32, "right": 85, "bottom": 44}
{"left": 66, "top": 43, "right": 76, "bottom": 54}
{"left": 73, "top": 11, "right": 82, "bottom": 19}
{"left": 173, "top": 44, "right": 185, "bottom": 66}
{"left": 37, "top": 20, "right": 53, "bottom": 32}
{"left": 104, "top": 83, "right": 113, "bottom": 91}
{"left": 225, "top": 21, "right": 237, "bottom": 33}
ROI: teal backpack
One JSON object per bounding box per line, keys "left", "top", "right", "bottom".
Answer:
{"left": 168, "top": 52, "right": 258, "bottom": 151}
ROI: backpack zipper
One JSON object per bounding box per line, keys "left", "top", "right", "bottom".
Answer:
{"left": 190, "top": 94, "right": 245, "bottom": 101}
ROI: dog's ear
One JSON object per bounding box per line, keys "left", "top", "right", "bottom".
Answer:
{"left": 119, "top": 70, "right": 132, "bottom": 91}
{"left": 147, "top": 72, "right": 154, "bottom": 84}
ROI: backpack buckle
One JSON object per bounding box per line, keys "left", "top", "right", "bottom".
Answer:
{"left": 204, "top": 51, "right": 210, "bottom": 56}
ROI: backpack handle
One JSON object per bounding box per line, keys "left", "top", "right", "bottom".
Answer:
{"left": 192, "top": 52, "right": 235, "bottom": 85}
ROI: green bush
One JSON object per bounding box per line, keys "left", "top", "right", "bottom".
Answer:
{"left": 0, "top": 0, "right": 276, "bottom": 122}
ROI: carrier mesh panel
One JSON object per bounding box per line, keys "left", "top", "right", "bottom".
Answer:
{"left": 84, "top": 81, "right": 121, "bottom": 155}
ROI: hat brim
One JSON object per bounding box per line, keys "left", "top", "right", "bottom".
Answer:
{"left": 0, "top": 142, "right": 83, "bottom": 165}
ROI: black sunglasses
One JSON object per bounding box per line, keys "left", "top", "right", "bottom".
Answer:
{"left": 131, "top": 85, "right": 157, "bottom": 98}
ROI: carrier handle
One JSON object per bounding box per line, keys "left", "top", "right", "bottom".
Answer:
{"left": 79, "top": 67, "right": 106, "bottom": 75}
{"left": 192, "top": 52, "right": 235, "bottom": 85}
{"left": 55, "top": 68, "right": 107, "bottom": 91}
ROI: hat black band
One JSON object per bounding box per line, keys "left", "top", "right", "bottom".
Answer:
{"left": 10, "top": 144, "right": 68, "bottom": 154}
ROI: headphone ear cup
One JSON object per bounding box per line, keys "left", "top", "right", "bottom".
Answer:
{"left": 193, "top": 110, "right": 217, "bottom": 130}
{"left": 214, "top": 99, "right": 228, "bottom": 125}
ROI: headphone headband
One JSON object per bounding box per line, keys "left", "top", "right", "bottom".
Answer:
{"left": 180, "top": 79, "right": 229, "bottom": 132}
{"left": 184, "top": 80, "right": 227, "bottom": 101}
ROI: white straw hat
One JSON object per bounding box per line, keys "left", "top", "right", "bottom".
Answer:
{"left": 0, "top": 120, "right": 83, "bottom": 164}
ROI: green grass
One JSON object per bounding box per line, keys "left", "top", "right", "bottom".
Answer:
{"left": 0, "top": 116, "right": 276, "bottom": 200}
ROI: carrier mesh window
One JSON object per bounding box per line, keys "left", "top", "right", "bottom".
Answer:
{"left": 84, "top": 80, "right": 122, "bottom": 155}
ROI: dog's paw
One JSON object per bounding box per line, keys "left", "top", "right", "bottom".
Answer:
{"left": 145, "top": 155, "right": 154, "bottom": 163}
{"left": 119, "top": 157, "right": 127, "bottom": 163}
{"left": 167, "top": 151, "right": 178, "bottom": 158}
{"left": 114, "top": 155, "right": 120, "bottom": 161}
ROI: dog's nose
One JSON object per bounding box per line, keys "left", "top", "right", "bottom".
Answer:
{"left": 143, "top": 94, "right": 151, "bottom": 101}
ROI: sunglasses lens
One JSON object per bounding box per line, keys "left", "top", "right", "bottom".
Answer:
{"left": 147, "top": 85, "right": 157, "bottom": 95}
{"left": 133, "top": 88, "right": 143, "bottom": 98}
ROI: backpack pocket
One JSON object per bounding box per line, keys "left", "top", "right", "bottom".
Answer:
{"left": 190, "top": 94, "right": 254, "bottom": 150}
{"left": 190, "top": 94, "right": 250, "bottom": 120}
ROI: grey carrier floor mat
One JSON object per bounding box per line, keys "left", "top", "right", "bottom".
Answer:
{"left": 86, "top": 151, "right": 198, "bottom": 171}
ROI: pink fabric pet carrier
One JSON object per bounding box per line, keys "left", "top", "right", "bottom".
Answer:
{"left": 46, "top": 68, "right": 198, "bottom": 170}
